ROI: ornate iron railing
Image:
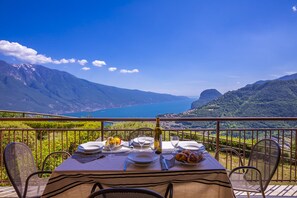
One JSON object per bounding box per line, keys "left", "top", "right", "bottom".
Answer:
{"left": 0, "top": 117, "right": 296, "bottom": 184}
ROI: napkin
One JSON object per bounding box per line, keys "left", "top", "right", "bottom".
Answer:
{"left": 160, "top": 154, "right": 175, "bottom": 171}
{"left": 72, "top": 153, "right": 105, "bottom": 163}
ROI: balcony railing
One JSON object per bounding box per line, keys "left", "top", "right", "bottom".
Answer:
{"left": 0, "top": 117, "right": 296, "bottom": 184}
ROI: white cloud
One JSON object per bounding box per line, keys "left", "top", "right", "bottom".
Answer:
{"left": 78, "top": 59, "right": 88, "bottom": 66}
{"left": 92, "top": 60, "right": 106, "bottom": 67}
{"left": 0, "top": 40, "right": 53, "bottom": 64}
{"left": 81, "top": 67, "right": 91, "bottom": 71}
{"left": 52, "top": 58, "right": 77, "bottom": 64}
{"left": 108, "top": 67, "right": 117, "bottom": 72}
{"left": 58, "top": 58, "right": 75, "bottom": 64}
{"left": 0, "top": 40, "right": 84, "bottom": 65}
{"left": 285, "top": 71, "right": 296, "bottom": 75}
{"left": 293, "top": 6, "right": 297, "bottom": 12}
{"left": 120, "top": 69, "right": 139, "bottom": 73}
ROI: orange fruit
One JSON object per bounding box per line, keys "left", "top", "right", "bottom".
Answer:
{"left": 114, "top": 137, "right": 121, "bottom": 145}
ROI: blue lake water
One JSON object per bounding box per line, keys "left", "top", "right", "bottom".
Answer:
{"left": 64, "top": 99, "right": 195, "bottom": 118}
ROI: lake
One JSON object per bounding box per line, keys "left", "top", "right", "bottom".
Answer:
{"left": 64, "top": 99, "right": 195, "bottom": 118}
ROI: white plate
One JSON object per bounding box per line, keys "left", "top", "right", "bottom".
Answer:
{"left": 78, "top": 142, "right": 103, "bottom": 153}
{"left": 132, "top": 137, "right": 154, "bottom": 146}
{"left": 77, "top": 147, "right": 102, "bottom": 154}
{"left": 127, "top": 152, "right": 158, "bottom": 164}
{"left": 103, "top": 144, "right": 122, "bottom": 151}
{"left": 102, "top": 146, "right": 131, "bottom": 154}
{"left": 102, "top": 140, "right": 122, "bottom": 151}
{"left": 179, "top": 143, "right": 204, "bottom": 151}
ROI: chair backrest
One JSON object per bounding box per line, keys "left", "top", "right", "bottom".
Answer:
{"left": 246, "top": 139, "right": 281, "bottom": 190}
{"left": 214, "top": 147, "right": 244, "bottom": 171}
{"left": 88, "top": 188, "right": 164, "bottom": 198}
{"left": 129, "top": 128, "right": 153, "bottom": 141}
{"left": 3, "top": 142, "right": 38, "bottom": 198}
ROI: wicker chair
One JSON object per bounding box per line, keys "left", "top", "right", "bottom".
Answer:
{"left": 3, "top": 142, "right": 71, "bottom": 198}
{"left": 217, "top": 139, "right": 281, "bottom": 198}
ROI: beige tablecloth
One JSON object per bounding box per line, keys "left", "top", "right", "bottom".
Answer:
{"left": 42, "top": 141, "right": 233, "bottom": 198}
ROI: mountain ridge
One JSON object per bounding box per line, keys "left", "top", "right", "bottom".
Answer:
{"left": 179, "top": 75, "right": 297, "bottom": 118}
{"left": 0, "top": 60, "right": 188, "bottom": 114}
{"left": 191, "top": 89, "right": 222, "bottom": 109}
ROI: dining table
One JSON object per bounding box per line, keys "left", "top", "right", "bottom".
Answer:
{"left": 42, "top": 141, "right": 234, "bottom": 198}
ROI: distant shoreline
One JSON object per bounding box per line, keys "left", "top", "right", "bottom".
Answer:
{"left": 63, "top": 99, "right": 195, "bottom": 118}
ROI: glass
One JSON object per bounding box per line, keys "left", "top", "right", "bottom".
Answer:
{"left": 170, "top": 135, "right": 179, "bottom": 153}
{"left": 106, "top": 137, "right": 116, "bottom": 158}
{"left": 108, "top": 143, "right": 116, "bottom": 158}
{"left": 137, "top": 135, "right": 146, "bottom": 151}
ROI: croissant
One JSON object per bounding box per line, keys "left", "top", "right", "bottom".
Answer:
{"left": 175, "top": 153, "right": 188, "bottom": 161}
{"left": 187, "top": 153, "right": 198, "bottom": 163}
{"left": 182, "top": 150, "right": 191, "bottom": 155}
{"left": 176, "top": 150, "right": 204, "bottom": 163}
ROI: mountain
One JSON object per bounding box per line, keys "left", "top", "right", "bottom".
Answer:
{"left": 0, "top": 60, "right": 187, "bottom": 114}
{"left": 179, "top": 74, "right": 297, "bottom": 118}
{"left": 191, "top": 89, "right": 222, "bottom": 109}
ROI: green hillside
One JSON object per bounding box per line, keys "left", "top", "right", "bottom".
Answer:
{"left": 181, "top": 79, "right": 297, "bottom": 118}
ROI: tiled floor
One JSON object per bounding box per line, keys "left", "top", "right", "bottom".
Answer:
{"left": 0, "top": 185, "right": 296, "bottom": 197}
{"left": 235, "top": 185, "right": 297, "bottom": 197}
{"left": 0, "top": 187, "right": 17, "bottom": 198}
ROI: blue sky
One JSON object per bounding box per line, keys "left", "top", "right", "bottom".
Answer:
{"left": 1, "top": 0, "right": 297, "bottom": 97}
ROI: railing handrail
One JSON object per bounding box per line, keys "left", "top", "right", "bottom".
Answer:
{"left": 1, "top": 117, "right": 297, "bottom": 121}
{"left": 0, "top": 110, "right": 73, "bottom": 118}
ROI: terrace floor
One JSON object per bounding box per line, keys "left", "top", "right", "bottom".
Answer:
{"left": 0, "top": 185, "right": 296, "bottom": 197}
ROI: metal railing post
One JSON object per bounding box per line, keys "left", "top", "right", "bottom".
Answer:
{"left": 215, "top": 120, "right": 220, "bottom": 160}
{"left": 101, "top": 121, "right": 104, "bottom": 141}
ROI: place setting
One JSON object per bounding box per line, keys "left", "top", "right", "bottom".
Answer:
{"left": 129, "top": 135, "right": 154, "bottom": 151}
{"left": 73, "top": 136, "right": 133, "bottom": 163}
{"left": 123, "top": 135, "right": 158, "bottom": 171}
{"left": 77, "top": 141, "right": 104, "bottom": 154}
{"left": 72, "top": 142, "right": 105, "bottom": 163}
{"left": 123, "top": 151, "right": 159, "bottom": 171}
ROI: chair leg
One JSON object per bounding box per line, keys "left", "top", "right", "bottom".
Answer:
{"left": 261, "top": 190, "right": 266, "bottom": 198}
{"left": 91, "top": 182, "right": 104, "bottom": 193}
{"left": 165, "top": 183, "right": 173, "bottom": 198}
{"left": 247, "top": 192, "right": 250, "bottom": 198}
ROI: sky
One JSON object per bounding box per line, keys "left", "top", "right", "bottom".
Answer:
{"left": 0, "top": 0, "right": 297, "bottom": 97}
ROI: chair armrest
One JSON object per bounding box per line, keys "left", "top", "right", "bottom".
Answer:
{"left": 24, "top": 171, "right": 52, "bottom": 198}
{"left": 42, "top": 151, "right": 71, "bottom": 171}
{"left": 215, "top": 147, "right": 244, "bottom": 166}
{"left": 229, "top": 166, "right": 265, "bottom": 193}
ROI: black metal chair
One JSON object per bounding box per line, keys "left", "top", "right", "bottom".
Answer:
{"left": 216, "top": 139, "right": 281, "bottom": 198}
{"left": 215, "top": 147, "right": 244, "bottom": 174}
{"left": 88, "top": 188, "right": 165, "bottom": 198}
{"left": 90, "top": 182, "right": 173, "bottom": 198}
{"left": 3, "top": 142, "right": 70, "bottom": 198}
{"left": 129, "top": 127, "right": 154, "bottom": 140}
